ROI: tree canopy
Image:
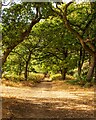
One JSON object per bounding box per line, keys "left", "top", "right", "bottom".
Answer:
{"left": 2, "top": 1, "right": 96, "bottom": 82}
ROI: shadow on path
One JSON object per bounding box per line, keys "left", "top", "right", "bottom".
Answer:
{"left": 2, "top": 96, "right": 95, "bottom": 119}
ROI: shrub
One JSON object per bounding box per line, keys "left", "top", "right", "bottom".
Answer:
{"left": 2, "top": 73, "right": 24, "bottom": 82}
{"left": 66, "top": 75, "right": 75, "bottom": 80}
{"left": 51, "top": 74, "right": 62, "bottom": 80}
{"left": 66, "top": 74, "right": 94, "bottom": 87}
{"left": 28, "top": 73, "right": 44, "bottom": 83}
{"left": 51, "top": 74, "right": 75, "bottom": 81}
{"left": 66, "top": 79, "right": 80, "bottom": 85}
{"left": 67, "top": 70, "right": 74, "bottom": 76}
{"left": 2, "top": 73, "right": 44, "bottom": 83}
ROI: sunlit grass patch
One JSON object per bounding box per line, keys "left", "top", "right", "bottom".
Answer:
{"left": 51, "top": 74, "right": 75, "bottom": 81}
{"left": 2, "top": 78, "right": 23, "bottom": 87}
{"left": 66, "top": 75, "right": 75, "bottom": 80}
{"left": 28, "top": 73, "right": 44, "bottom": 83}
{"left": 52, "top": 80, "right": 94, "bottom": 91}
{"left": 65, "top": 79, "right": 95, "bottom": 88}
{"left": 2, "top": 78, "right": 35, "bottom": 87}
{"left": 51, "top": 74, "right": 62, "bottom": 80}
{"left": 2, "top": 73, "right": 45, "bottom": 87}
{"left": 2, "top": 74, "right": 24, "bottom": 82}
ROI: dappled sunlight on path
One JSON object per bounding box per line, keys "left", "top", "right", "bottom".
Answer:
{"left": 1, "top": 80, "right": 95, "bottom": 118}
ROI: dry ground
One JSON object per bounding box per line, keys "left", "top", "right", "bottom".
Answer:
{"left": 1, "top": 79, "right": 95, "bottom": 119}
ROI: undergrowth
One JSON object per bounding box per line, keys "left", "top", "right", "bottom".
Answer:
{"left": 2, "top": 73, "right": 44, "bottom": 83}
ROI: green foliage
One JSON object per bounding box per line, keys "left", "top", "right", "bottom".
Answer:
{"left": 66, "top": 75, "right": 75, "bottom": 80}
{"left": 2, "top": 73, "right": 24, "bottom": 82}
{"left": 2, "top": 2, "right": 53, "bottom": 49}
{"left": 28, "top": 73, "right": 44, "bottom": 83}
{"left": 66, "top": 74, "right": 94, "bottom": 87}
{"left": 66, "top": 79, "right": 79, "bottom": 85}
{"left": 2, "top": 2, "right": 96, "bottom": 84}
{"left": 2, "top": 54, "right": 25, "bottom": 75}
{"left": 2, "top": 3, "right": 35, "bottom": 48}
{"left": 51, "top": 74, "right": 62, "bottom": 81}
{"left": 2, "top": 72, "right": 44, "bottom": 83}
{"left": 32, "top": 17, "right": 80, "bottom": 75}
{"left": 51, "top": 74, "right": 75, "bottom": 81}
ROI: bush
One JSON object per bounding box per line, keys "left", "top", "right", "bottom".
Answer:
{"left": 69, "top": 76, "right": 87, "bottom": 86}
{"left": 66, "top": 75, "right": 75, "bottom": 80}
{"left": 51, "top": 74, "right": 62, "bottom": 80}
{"left": 2, "top": 73, "right": 44, "bottom": 83}
{"left": 2, "top": 73, "right": 24, "bottom": 82}
{"left": 68, "top": 70, "right": 74, "bottom": 76}
{"left": 28, "top": 73, "right": 44, "bottom": 83}
{"left": 66, "top": 79, "right": 80, "bottom": 85}
{"left": 51, "top": 74, "right": 75, "bottom": 81}
{"left": 66, "top": 74, "right": 94, "bottom": 87}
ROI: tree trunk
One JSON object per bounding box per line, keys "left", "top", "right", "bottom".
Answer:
{"left": 2, "top": 48, "right": 11, "bottom": 66}
{"left": 24, "top": 52, "right": 31, "bottom": 81}
{"left": 78, "top": 64, "right": 81, "bottom": 77}
{"left": 24, "top": 63, "right": 28, "bottom": 81}
{"left": 61, "top": 68, "right": 67, "bottom": 80}
{"left": 78, "top": 48, "right": 85, "bottom": 77}
{"left": 18, "top": 62, "right": 22, "bottom": 76}
{"left": 94, "top": 64, "right": 96, "bottom": 83}
{"left": 78, "top": 47, "right": 82, "bottom": 76}
{"left": 86, "top": 54, "right": 96, "bottom": 82}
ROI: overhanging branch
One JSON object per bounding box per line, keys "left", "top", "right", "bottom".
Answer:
{"left": 2, "top": 7, "right": 41, "bottom": 65}
{"left": 63, "top": 2, "right": 94, "bottom": 55}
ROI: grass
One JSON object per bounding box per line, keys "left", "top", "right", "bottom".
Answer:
{"left": 2, "top": 73, "right": 44, "bottom": 83}
{"left": 51, "top": 74, "right": 75, "bottom": 81}
{"left": 65, "top": 79, "right": 95, "bottom": 88}
{"left": 2, "top": 73, "right": 95, "bottom": 88}
{"left": 2, "top": 73, "right": 45, "bottom": 87}
{"left": 51, "top": 74, "right": 62, "bottom": 80}
{"left": 50, "top": 73, "right": 95, "bottom": 88}
{"left": 2, "top": 74, "right": 24, "bottom": 82}
{"left": 28, "top": 73, "right": 44, "bottom": 83}
{"left": 51, "top": 80, "right": 94, "bottom": 91}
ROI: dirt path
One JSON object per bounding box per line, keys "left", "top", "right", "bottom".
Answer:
{"left": 1, "top": 80, "right": 95, "bottom": 119}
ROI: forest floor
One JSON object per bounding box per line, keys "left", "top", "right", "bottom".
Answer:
{"left": 1, "top": 78, "right": 95, "bottom": 119}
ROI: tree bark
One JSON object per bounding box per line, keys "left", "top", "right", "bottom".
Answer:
{"left": 78, "top": 48, "right": 85, "bottom": 77}
{"left": 24, "top": 52, "right": 32, "bottom": 81}
{"left": 18, "top": 61, "right": 22, "bottom": 76}
{"left": 94, "top": 64, "right": 96, "bottom": 83}
{"left": 2, "top": 48, "right": 12, "bottom": 66}
{"left": 61, "top": 68, "right": 67, "bottom": 80}
{"left": 86, "top": 54, "right": 96, "bottom": 82}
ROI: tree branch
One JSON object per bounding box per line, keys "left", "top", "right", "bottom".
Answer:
{"left": 47, "top": 51, "right": 63, "bottom": 61}
{"left": 2, "top": 7, "right": 41, "bottom": 65}
{"left": 63, "top": 2, "right": 94, "bottom": 55}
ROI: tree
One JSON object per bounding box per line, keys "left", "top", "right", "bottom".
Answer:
{"left": 50, "top": 1, "right": 96, "bottom": 82}
{"left": 32, "top": 17, "right": 80, "bottom": 80}
{"left": 22, "top": 37, "right": 41, "bottom": 80}
{"left": 2, "top": 2, "right": 53, "bottom": 65}
{"left": 7, "top": 34, "right": 41, "bottom": 80}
